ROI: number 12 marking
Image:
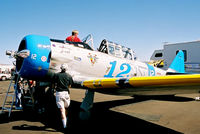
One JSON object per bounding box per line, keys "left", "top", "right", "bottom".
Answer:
{"left": 104, "top": 61, "right": 131, "bottom": 78}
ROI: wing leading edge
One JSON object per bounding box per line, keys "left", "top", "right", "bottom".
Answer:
{"left": 82, "top": 74, "right": 200, "bottom": 96}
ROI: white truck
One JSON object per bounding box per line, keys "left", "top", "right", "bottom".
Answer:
{"left": 0, "top": 73, "right": 11, "bottom": 81}
{"left": 0, "top": 64, "right": 13, "bottom": 81}
{"left": 151, "top": 40, "right": 200, "bottom": 73}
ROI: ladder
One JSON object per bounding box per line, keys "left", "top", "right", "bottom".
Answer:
{"left": 0, "top": 74, "right": 20, "bottom": 117}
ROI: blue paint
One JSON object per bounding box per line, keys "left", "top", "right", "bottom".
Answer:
{"left": 104, "top": 61, "right": 116, "bottom": 77}
{"left": 17, "top": 35, "right": 51, "bottom": 79}
{"left": 146, "top": 63, "right": 155, "bottom": 76}
{"left": 104, "top": 61, "right": 131, "bottom": 78}
{"left": 169, "top": 50, "right": 185, "bottom": 73}
{"left": 116, "top": 63, "right": 131, "bottom": 77}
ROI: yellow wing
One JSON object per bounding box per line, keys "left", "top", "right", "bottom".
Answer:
{"left": 82, "top": 74, "right": 200, "bottom": 96}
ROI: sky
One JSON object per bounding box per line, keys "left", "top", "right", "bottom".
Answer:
{"left": 1, "top": 0, "right": 200, "bottom": 64}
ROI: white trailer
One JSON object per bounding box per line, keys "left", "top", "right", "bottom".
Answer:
{"left": 151, "top": 40, "right": 200, "bottom": 73}
{"left": 0, "top": 64, "right": 14, "bottom": 73}
{"left": 0, "top": 64, "right": 14, "bottom": 80}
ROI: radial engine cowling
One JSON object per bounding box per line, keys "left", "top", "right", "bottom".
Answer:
{"left": 16, "top": 35, "right": 51, "bottom": 79}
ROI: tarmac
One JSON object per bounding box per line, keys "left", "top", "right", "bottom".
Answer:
{"left": 0, "top": 80, "right": 200, "bottom": 134}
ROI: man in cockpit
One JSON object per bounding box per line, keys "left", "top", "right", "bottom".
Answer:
{"left": 66, "top": 30, "right": 81, "bottom": 42}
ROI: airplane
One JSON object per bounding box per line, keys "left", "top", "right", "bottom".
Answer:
{"left": 6, "top": 34, "right": 200, "bottom": 118}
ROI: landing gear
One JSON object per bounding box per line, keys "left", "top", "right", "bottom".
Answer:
{"left": 79, "top": 90, "right": 95, "bottom": 120}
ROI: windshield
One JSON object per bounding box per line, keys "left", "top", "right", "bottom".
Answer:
{"left": 82, "top": 34, "right": 94, "bottom": 49}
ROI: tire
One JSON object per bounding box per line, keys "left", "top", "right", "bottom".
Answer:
{"left": 1, "top": 76, "right": 6, "bottom": 81}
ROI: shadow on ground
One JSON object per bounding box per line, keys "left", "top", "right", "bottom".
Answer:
{"left": 0, "top": 94, "right": 188, "bottom": 134}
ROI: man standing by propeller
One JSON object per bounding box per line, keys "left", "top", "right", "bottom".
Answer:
{"left": 53, "top": 64, "right": 73, "bottom": 129}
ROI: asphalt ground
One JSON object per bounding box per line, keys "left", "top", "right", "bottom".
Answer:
{"left": 0, "top": 80, "right": 200, "bottom": 134}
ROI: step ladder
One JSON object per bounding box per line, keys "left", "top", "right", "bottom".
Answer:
{"left": 0, "top": 74, "right": 20, "bottom": 117}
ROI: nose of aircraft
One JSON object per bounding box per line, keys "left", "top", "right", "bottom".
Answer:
{"left": 16, "top": 35, "right": 51, "bottom": 79}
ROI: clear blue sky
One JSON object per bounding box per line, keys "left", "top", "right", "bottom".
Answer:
{"left": 1, "top": 0, "right": 200, "bottom": 64}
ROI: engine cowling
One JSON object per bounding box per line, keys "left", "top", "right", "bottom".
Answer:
{"left": 16, "top": 35, "right": 51, "bottom": 79}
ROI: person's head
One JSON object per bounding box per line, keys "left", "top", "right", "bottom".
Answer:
{"left": 60, "top": 63, "right": 68, "bottom": 72}
{"left": 72, "top": 30, "right": 79, "bottom": 36}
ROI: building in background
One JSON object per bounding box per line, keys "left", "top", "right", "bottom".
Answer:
{"left": 150, "top": 40, "right": 200, "bottom": 73}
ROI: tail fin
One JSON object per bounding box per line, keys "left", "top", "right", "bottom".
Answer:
{"left": 167, "top": 50, "right": 185, "bottom": 73}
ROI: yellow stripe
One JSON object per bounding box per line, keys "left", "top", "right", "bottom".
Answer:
{"left": 82, "top": 80, "right": 96, "bottom": 89}
{"left": 100, "top": 78, "right": 119, "bottom": 88}
{"left": 129, "top": 74, "right": 200, "bottom": 87}
{"left": 83, "top": 78, "right": 119, "bottom": 89}
{"left": 83, "top": 74, "right": 200, "bottom": 89}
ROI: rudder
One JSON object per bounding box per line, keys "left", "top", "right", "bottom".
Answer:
{"left": 167, "top": 50, "right": 185, "bottom": 73}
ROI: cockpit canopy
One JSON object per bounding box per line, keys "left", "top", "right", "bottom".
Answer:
{"left": 51, "top": 34, "right": 136, "bottom": 60}
{"left": 98, "top": 39, "right": 136, "bottom": 60}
